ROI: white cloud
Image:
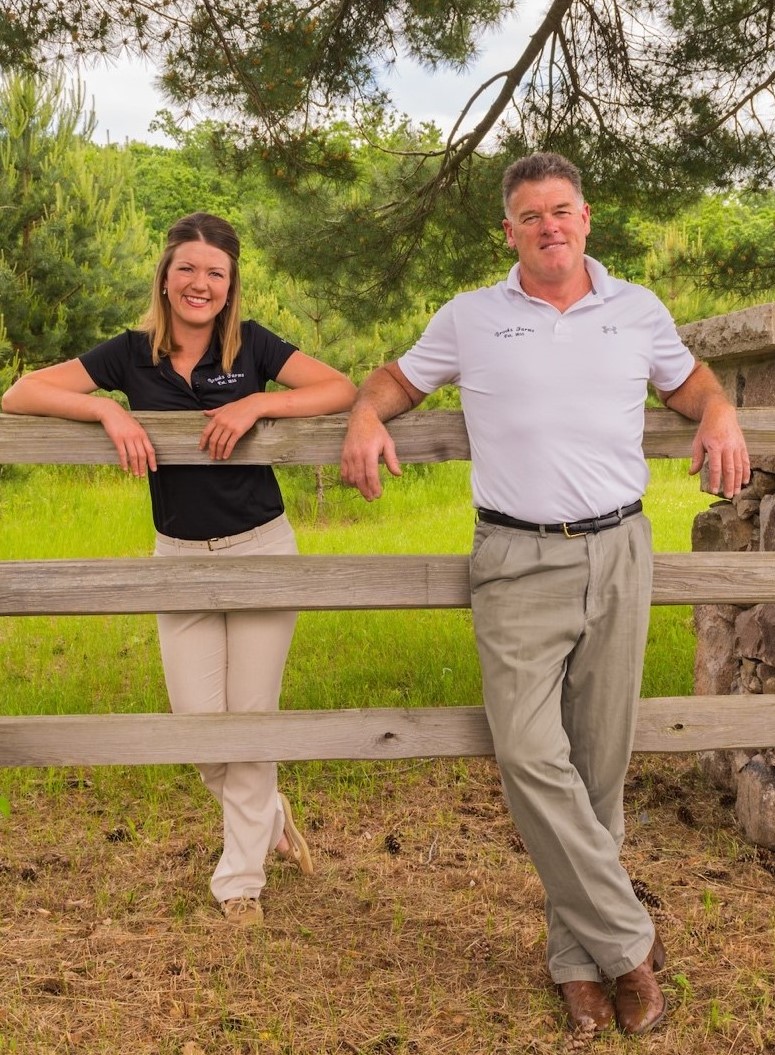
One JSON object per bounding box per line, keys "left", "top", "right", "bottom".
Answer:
{"left": 73, "top": 56, "right": 174, "bottom": 146}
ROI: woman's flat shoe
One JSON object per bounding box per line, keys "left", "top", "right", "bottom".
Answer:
{"left": 278, "top": 792, "right": 314, "bottom": 876}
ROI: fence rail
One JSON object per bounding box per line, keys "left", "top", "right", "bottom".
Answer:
{"left": 2, "top": 552, "right": 775, "bottom": 614}
{"left": 2, "top": 406, "right": 775, "bottom": 465}
{"left": 2, "top": 407, "right": 772, "bottom": 767}
{"left": 2, "top": 695, "right": 775, "bottom": 766}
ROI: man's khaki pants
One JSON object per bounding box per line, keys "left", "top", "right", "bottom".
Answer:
{"left": 155, "top": 514, "right": 298, "bottom": 904}
{"left": 470, "top": 513, "right": 655, "bottom": 983}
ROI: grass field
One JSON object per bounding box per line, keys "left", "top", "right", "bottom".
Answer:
{"left": 0, "top": 458, "right": 713, "bottom": 773}
{"left": 5, "top": 458, "right": 765, "bottom": 1055}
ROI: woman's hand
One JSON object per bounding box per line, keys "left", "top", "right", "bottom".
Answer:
{"left": 99, "top": 401, "right": 158, "bottom": 476}
{"left": 2, "top": 359, "right": 157, "bottom": 477}
{"left": 199, "top": 395, "right": 264, "bottom": 461}
{"left": 197, "top": 351, "right": 356, "bottom": 461}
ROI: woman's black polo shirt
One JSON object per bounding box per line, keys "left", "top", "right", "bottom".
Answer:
{"left": 80, "top": 322, "right": 297, "bottom": 540}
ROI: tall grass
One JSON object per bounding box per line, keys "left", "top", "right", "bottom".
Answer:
{"left": 641, "top": 458, "right": 716, "bottom": 698}
{"left": 0, "top": 458, "right": 715, "bottom": 798}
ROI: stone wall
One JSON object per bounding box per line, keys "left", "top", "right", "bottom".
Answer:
{"left": 682, "top": 303, "right": 775, "bottom": 847}
{"left": 681, "top": 302, "right": 775, "bottom": 405}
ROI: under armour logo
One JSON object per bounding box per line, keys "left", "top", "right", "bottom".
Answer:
{"left": 602, "top": 325, "right": 618, "bottom": 335}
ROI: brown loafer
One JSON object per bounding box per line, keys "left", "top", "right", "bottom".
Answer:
{"left": 559, "top": 980, "right": 616, "bottom": 1032}
{"left": 614, "top": 933, "right": 667, "bottom": 1035}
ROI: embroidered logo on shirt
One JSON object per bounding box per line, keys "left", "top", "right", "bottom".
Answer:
{"left": 494, "top": 326, "right": 535, "bottom": 339}
{"left": 206, "top": 372, "right": 245, "bottom": 386}
{"left": 602, "top": 325, "right": 618, "bottom": 335}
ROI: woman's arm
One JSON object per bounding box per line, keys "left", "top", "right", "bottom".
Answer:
{"left": 199, "top": 350, "right": 356, "bottom": 461}
{"left": 2, "top": 360, "right": 157, "bottom": 476}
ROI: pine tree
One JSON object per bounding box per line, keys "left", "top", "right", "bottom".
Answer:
{"left": 4, "top": 1, "right": 771, "bottom": 316}
{"left": 0, "top": 71, "right": 151, "bottom": 369}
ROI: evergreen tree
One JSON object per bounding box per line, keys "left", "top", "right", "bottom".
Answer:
{"left": 639, "top": 193, "right": 775, "bottom": 314}
{"left": 0, "top": 72, "right": 151, "bottom": 369}
{"left": 126, "top": 119, "right": 249, "bottom": 240}
{"left": 0, "top": 3, "right": 771, "bottom": 313}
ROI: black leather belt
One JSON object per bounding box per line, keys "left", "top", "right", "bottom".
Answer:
{"left": 477, "top": 500, "right": 643, "bottom": 538}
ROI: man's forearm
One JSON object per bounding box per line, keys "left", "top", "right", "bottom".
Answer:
{"left": 660, "top": 362, "right": 730, "bottom": 421}
{"left": 341, "top": 362, "right": 425, "bottom": 500}
{"left": 350, "top": 363, "right": 424, "bottom": 424}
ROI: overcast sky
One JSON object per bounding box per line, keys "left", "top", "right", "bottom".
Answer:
{"left": 72, "top": 2, "right": 547, "bottom": 147}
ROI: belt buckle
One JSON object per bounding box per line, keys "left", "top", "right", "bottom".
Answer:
{"left": 562, "top": 522, "right": 587, "bottom": 539}
{"left": 207, "top": 536, "right": 228, "bottom": 551}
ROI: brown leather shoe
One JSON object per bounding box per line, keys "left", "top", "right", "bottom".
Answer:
{"left": 559, "top": 980, "right": 616, "bottom": 1032}
{"left": 614, "top": 933, "right": 667, "bottom": 1035}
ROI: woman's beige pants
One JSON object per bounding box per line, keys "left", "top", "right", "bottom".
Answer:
{"left": 155, "top": 514, "right": 298, "bottom": 903}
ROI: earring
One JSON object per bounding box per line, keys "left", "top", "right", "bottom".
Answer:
{"left": 162, "top": 287, "right": 168, "bottom": 296}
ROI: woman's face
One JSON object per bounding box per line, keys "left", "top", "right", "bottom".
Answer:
{"left": 164, "top": 240, "right": 232, "bottom": 335}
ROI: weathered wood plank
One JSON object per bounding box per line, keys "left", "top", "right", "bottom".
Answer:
{"left": 642, "top": 406, "right": 775, "bottom": 457}
{"left": 0, "top": 410, "right": 470, "bottom": 465}
{"left": 0, "top": 555, "right": 472, "bottom": 613}
{"left": 0, "top": 709, "right": 494, "bottom": 766}
{"left": 2, "top": 406, "right": 775, "bottom": 464}
{"left": 650, "top": 552, "right": 775, "bottom": 605}
{"left": 0, "top": 551, "right": 773, "bottom": 614}
{"left": 1, "top": 695, "right": 773, "bottom": 766}
{"left": 633, "top": 695, "right": 775, "bottom": 753}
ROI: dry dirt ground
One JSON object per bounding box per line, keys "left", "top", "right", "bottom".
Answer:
{"left": 2, "top": 754, "right": 775, "bottom": 1055}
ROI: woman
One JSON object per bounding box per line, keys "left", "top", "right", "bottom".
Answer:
{"left": 2, "top": 212, "right": 357, "bottom": 925}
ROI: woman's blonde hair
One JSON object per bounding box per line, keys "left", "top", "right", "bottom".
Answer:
{"left": 140, "top": 212, "right": 243, "bottom": 372}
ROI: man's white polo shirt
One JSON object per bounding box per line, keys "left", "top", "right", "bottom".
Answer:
{"left": 397, "top": 255, "right": 695, "bottom": 524}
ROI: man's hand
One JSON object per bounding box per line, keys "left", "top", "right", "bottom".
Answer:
{"left": 689, "top": 399, "right": 750, "bottom": 498}
{"left": 660, "top": 362, "right": 750, "bottom": 499}
{"left": 340, "top": 362, "right": 425, "bottom": 499}
{"left": 340, "top": 407, "right": 402, "bottom": 501}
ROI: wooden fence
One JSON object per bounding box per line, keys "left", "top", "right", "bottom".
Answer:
{"left": 3, "top": 404, "right": 775, "bottom": 768}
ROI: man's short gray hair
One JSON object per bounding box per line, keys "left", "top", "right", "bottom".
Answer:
{"left": 501, "top": 153, "right": 584, "bottom": 212}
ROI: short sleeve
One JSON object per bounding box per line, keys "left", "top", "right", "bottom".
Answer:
{"left": 241, "top": 320, "right": 297, "bottom": 383}
{"left": 648, "top": 296, "right": 696, "bottom": 393}
{"left": 397, "top": 300, "right": 462, "bottom": 395}
{"left": 79, "top": 331, "right": 136, "bottom": 392}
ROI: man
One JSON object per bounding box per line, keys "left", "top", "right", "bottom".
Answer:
{"left": 340, "top": 152, "right": 750, "bottom": 1035}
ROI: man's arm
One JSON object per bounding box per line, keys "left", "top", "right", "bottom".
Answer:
{"left": 340, "top": 361, "right": 426, "bottom": 501}
{"left": 657, "top": 362, "right": 750, "bottom": 498}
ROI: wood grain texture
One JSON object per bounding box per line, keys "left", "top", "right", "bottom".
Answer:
{"left": 1, "top": 552, "right": 774, "bottom": 614}
{"left": 2, "top": 407, "right": 775, "bottom": 464}
{"left": 1, "top": 696, "right": 773, "bottom": 766}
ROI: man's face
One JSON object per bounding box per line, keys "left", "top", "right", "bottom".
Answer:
{"left": 502, "top": 177, "right": 591, "bottom": 288}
